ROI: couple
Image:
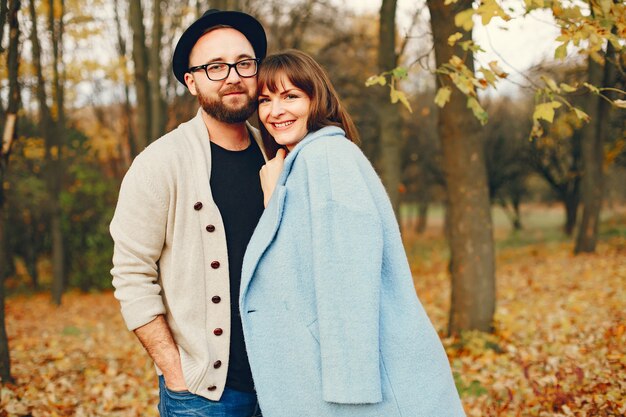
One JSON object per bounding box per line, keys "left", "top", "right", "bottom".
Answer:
{"left": 110, "top": 9, "right": 465, "bottom": 417}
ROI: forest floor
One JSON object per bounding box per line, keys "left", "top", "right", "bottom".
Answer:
{"left": 1, "top": 204, "right": 625, "bottom": 416}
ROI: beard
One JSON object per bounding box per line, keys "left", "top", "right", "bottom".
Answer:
{"left": 198, "top": 86, "right": 257, "bottom": 124}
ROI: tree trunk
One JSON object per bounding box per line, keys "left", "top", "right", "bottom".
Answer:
{"left": 0, "top": 0, "right": 7, "bottom": 54}
{"left": 113, "top": 0, "right": 136, "bottom": 162}
{"left": 575, "top": 43, "right": 616, "bottom": 253}
{"left": 149, "top": 0, "right": 164, "bottom": 141}
{"left": 563, "top": 188, "right": 580, "bottom": 236}
{"left": 47, "top": 0, "right": 66, "bottom": 306}
{"left": 0, "top": 0, "right": 21, "bottom": 384}
{"left": 427, "top": 0, "right": 496, "bottom": 335}
{"left": 378, "top": 0, "right": 403, "bottom": 218}
{"left": 130, "top": 0, "right": 150, "bottom": 150}
{"left": 416, "top": 201, "right": 428, "bottom": 234}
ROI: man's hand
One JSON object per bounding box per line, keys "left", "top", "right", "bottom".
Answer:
{"left": 134, "top": 315, "right": 188, "bottom": 391}
{"left": 260, "top": 148, "right": 287, "bottom": 207}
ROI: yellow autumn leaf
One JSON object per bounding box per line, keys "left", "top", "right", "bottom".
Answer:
{"left": 449, "top": 55, "right": 464, "bottom": 69}
{"left": 533, "top": 101, "right": 562, "bottom": 123}
{"left": 435, "top": 86, "right": 452, "bottom": 108}
{"left": 467, "top": 97, "right": 488, "bottom": 125}
{"left": 560, "top": 83, "right": 577, "bottom": 93}
{"left": 613, "top": 99, "right": 626, "bottom": 109}
{"left": 454, "top": 9, "right": 475, "bottom": 31}
{"left": 479, "top": 68, "right": 497, "bottom": 86}
{"left": 390, "top": 87, "right": 413, "bottom": 113}
{"left": 448, "top": 32, "right": 463, "bottom": 46}
{"left": 477, "top": 0, "right": 511, "bottom": 25}
{"left": 488, "top": 61, "right": 508, "bottom": 78}
{"left": 554, "top": 43, "right": 568, "bottom": 60}
{"left": 365, "top": 75, "right": 387, "bottom": 87}
{"left": 541, "top": 76, "right": 560, "bottom": 93}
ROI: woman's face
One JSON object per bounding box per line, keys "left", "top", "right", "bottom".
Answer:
{"left": 258, "top": 76, "right": 311, "bottom": 151}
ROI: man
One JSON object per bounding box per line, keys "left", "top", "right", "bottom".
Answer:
{"left": 110, "top": 9, "right": 267, "bottom": 417}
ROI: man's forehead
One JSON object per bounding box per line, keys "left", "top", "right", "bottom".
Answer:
{"left": 190, "top": 27, "right": 254, "bottom": 62}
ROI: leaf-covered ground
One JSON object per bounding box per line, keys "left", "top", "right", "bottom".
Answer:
{"left": 1, "top": 235, "right": 625, "bottom": 416}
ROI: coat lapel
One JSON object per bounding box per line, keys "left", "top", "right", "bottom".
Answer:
{"left": 240, "top": 126, "right": 346, "bottom": 304}
{"left": 240, "top": 184, "right": 287, "bottom": 302}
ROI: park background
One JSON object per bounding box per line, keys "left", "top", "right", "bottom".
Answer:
{"left": 0, "top": 0, "right": 624, "bottom": 416}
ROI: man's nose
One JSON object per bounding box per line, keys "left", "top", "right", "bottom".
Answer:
{"left": 224, "top": 65, "right": 242, "bottom": 84}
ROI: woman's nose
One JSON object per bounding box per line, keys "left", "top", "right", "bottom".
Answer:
{"left": 270, "top": 100, "right": 284, "bottom": 117}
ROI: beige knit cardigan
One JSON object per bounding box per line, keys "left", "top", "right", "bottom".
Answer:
{"left": 110, "top": 109, "right": 266, "bottom": 401}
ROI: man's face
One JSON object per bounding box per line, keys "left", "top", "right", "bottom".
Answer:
{"left": 184, "top": 28, "right": 258, "bottom": 124}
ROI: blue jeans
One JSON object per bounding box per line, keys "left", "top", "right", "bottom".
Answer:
{"left": 158, "top": 376, "right": 262, "bottom": 417}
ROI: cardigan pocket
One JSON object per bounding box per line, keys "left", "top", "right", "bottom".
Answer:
{"left": 306, "top": 318, "right": 320, "bottom": 343}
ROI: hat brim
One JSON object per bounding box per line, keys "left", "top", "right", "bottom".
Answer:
{"left": 172, "top": 10, "right": 267, "bottom": 86}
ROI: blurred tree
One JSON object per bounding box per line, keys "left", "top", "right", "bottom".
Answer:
{"left": 48, "top": 0, "right": 67, "bottom": 306}
{"left": 129, "top": 0, "right": 150, "bottom": 150}
{"left": 483, "top": 98, "right": 533, "bottom": 231}
{"left": 377, "top": 0, "right": 403, "bottom": 217}
{"left": 427, "top": 0, "right": 495, "bottom": 335}
{"left": 401, "top": 93, "right": 444, "bottom": 234}
{"left": 113, "top": 0, "right": 136, "bottom": 164}
{"left": 148, "top": 0, "right": 165, "bottom": 141}
{"left": 28, "top": 0, "right": 67, "bottom": 305}
{"left": 575, "top": 24, "right": 620, "bottom": 253}
{"left": 0, "top": 0, "right": 20, "bottom": 384}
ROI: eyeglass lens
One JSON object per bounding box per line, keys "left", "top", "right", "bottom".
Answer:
{"left": 206, "top": 59, "right": 258, "bottom": 81}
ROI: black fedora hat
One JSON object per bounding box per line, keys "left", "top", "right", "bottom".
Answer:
{"left": 172, "top": 9, "right": 267, "bottom": 86}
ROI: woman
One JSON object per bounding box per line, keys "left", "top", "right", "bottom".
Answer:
{"left": 240, "top": 50, "right": 465, "bottom": 417}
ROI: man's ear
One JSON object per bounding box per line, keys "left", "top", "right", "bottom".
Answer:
{"left": 185, "top": 73, "right": 198, "bottom": 96}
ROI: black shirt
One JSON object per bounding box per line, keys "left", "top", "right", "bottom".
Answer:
{"left": 209, "top": 136, "right": 265, "bottom": 393}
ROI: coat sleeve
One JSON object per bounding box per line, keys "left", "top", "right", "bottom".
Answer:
{"left": 110, "top": 155, "right": 169, "bottom": 331}
{"left": 306, "top": 139, "right": 384, "bottom": 404}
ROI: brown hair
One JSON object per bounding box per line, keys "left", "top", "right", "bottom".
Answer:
{"left": 257, "top": 49, "right": 360, "bottom": 158}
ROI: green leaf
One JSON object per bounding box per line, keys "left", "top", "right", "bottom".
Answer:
{"left": 454, "top": 9, "right": 475, "bottom": 31}
{"left": 533, "top": 101, "right": 562, "bottom": 123}
{"left": 448, "top": 32, "right": 463, "bottom": 46}
{"left": 554, "top": 43, "right": 567, "bottom": 60}
{"left": 391, "top": 67, "right": 409, "bottom": 80}
{"left": 365, "top": 75, "right": 386, "bottom": 87}
{"left": 467, "top": 97, "right": 488, "bottom": 125}
{"left": 559, "top": 83, "right": 577, "bottom": 93}
{"left": 435, "top": 87, "right": 452, "bottom": 108}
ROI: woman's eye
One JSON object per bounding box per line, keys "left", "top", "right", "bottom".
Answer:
{"left": 286, "top": 94, "right": 299, "bottom": 99}
{"left": 258, "top": 98, "right": 269, "bottom": 104}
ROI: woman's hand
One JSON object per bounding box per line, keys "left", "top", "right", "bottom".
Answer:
{"left": 260, "top": 148, "right": 287, "bottom": 207}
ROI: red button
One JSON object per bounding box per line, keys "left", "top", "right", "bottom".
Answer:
{"left": 194, "top": 202, "right": 203, "bottom": 210}
{"left": 213, "top": 328, "right": 223, "bottom": 336}
{"left": 206, "top": 224, "right": 215, "bottom": 232}
{"left": 212, "top": 296, "right": 221, "bottom": 304}
{"left": 207, "top": 385, "right": 217, "bottom": 391}
{"left": 211, "top": 261, "right": 220, "bottom": 269}
{"left": 213, "top": 360, "right": 222, "bottom": 369}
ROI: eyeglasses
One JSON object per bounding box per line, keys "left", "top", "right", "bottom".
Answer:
{"left": 188, "top": 58, "right": 260, "bottom": 81}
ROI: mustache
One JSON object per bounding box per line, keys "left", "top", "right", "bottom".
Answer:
{"left": 220, "top": 86, "right": 247, "bottom": 96}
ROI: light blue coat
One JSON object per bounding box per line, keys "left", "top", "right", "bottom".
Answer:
{"left": 240, "top": 126, "right": 465, "bottom": 417}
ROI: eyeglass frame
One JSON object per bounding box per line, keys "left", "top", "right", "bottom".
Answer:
{"left": 187, "top": 58, "right": 261, "bottom": 81}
